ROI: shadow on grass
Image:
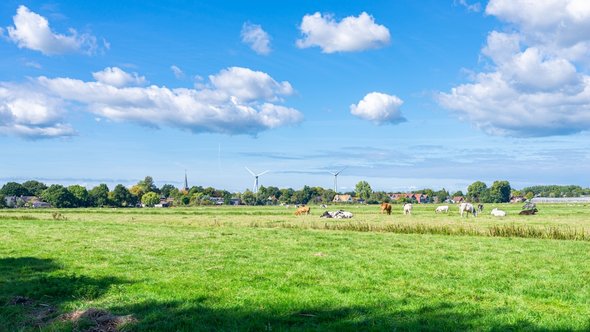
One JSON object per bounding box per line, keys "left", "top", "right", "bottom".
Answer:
{"left": 0, "top": 257, "right": 126, "bottom": 330}
{"left": 109, "top": 299, "right": 585, "bottom": 332}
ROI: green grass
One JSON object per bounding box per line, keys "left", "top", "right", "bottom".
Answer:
{"left": 1, "top": 204, "right": 590, "bottom": 331}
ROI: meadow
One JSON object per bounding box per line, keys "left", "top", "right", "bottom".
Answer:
{"left": 1, "top": 203, "right": 589, "bottom": 331}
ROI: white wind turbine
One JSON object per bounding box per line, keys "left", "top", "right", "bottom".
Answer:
{"left": 329, "top": 167, "right": 346, "bottom": 193}
{"left": 245, "top": 167, "right": 270, "bottom": 194}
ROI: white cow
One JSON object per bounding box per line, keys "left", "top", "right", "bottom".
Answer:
{"left": 459, "top": 203, "right": 477, "bottom": 217}
{"left": 403, "top": 203, "right": 413, "bottom": 215}
{"left": 435, "top": 205, "right": 449, "bottom": 213}
{"left": 320, "top": 210, "right": 353, "bottom": 219}
{"left": 490, "top": 208, "right": 506, "bottom": 217}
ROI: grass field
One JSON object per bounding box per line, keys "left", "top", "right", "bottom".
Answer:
{"left": 1, "top": 203, "right": 590, "bottom": 331}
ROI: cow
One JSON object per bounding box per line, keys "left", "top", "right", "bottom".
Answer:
{"left": 294, "top": 206, "right": 310, "bottom": 216}
{"left": 477, "top": 204, "right": 484, "bottom": 212}
{"left": 320, "top": 204, "right": 328, "bottom": 208}
{"left": 380, "top": 202, "right": 392, "bottom": 215}
{"left": 435, "top": 205, "right": 449, "bottom": 213}
{"left": 320, "top": 210, "right": 353, "bottom": 219}
{"left": 519, "top": 208, "right": 538, "bottom": 215}
{"left": 490, "top": 208, "right": 506, "bottom": 217}
{"left": 459, "top": 202, "right": 477, "bottom": 217}
{"left": 403, "top": 203, "right": 413, "bottom": 215}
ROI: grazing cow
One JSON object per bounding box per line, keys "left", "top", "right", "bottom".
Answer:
{"left": 380, "top": 202, "right": 392, "bottom": 215}
{"left": 403, "top": 203, "right": 413, "bottom": 215}
{"left": 294, "top": 206, "right": 310, "bottom": 216}
{"left": 320, "top": 210, "right": 353, "bottom": 219}
{"left": 490, "top": 208, "right": 506, "bottom": 217}
{"left": 477, "top": 204, "right": 484, "bottom": 212}
{"left": 435, "top": 205, "right": 449, "bottom": 214}
{"left": 519, "top": 208, "right": 538, "bottom": 215}
{"left": 459, "top": 203, "right": 477, "bottom": 217}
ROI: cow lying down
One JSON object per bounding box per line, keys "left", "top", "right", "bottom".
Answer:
{"left": 320, "top": 210, "right": 353, "bottom": 219}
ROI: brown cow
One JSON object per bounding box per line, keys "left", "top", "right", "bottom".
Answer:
{"left": 380, "top": 202, "right": 392, "bottom": 215}
{"left": 519, "top": 208, "right": 538, "bottom": 215}
{"left": 295, "top": 206, "right": 310, "bottom": 216}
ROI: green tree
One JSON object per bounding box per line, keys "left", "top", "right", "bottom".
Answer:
{"left": 355, "top": 181, "right": 372, "bottom": 200}
{"left": 489, "top": 180, "right": 511, "bottom": 203}
{"left": 241, "top": 190, "right": 256, "bottom": 205}
{"left": 138, "top": 176, "right": 159, "bottom": 194}
{"left": 160, "top": 184, "right": 176, "bottom": 198}
{"left": 452, "top": 190, "right": 464, "bottom": 197}
{"left": 89, "top": 184, "right": 111, "bottom": 207}
{"left": 22, "top": 180, "right": 48, "bottom": 196}
{"left": 112, "top": 184, "right": 137, "bottom": 207}
{"left": 0, "top": 194, "right": 6, "bottom": 208}
{"left": 141, "top": 192, "right": 160, "bottom": 207}
{"left": 0, "top": 182, "right": 31, "bottom": 196}
{"left": 67, "top": 185, "right": 90, "bottom": 207}
{"left": 467, "top": 181, "right": 488, "bottom": 203}
{"left": 41, "top": 185, "right": 76, "bottom": 208}
{"left": 435, "top": 188, "right": 450, "bottom": 203}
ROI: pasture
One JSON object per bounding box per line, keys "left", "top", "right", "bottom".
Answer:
{"left": 1, "top": 203, "right": 589, "bottom": 331}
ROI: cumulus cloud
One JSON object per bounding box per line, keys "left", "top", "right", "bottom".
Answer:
{"left": 0, "top": 67, "right": 303, "bottom": 138}
{"left": 92, "top": 67, "right": 147, "bottom": 87}
{"left": 296, "top": 12, "right": 390, "bottom": 53}
{"left": 439, "top": 0, "right": 590, "bottom": 137}
{"left": 0, "top": 83, "right": 75, "bottom": 138}
{"left": 350, "top": 92, "right": 406, "bottom": 124}
{"left": 241, "top": 22, "right": 271, "bottom": 55}
{"left": 5, "top": 5, "right": 99, "bottom": 55}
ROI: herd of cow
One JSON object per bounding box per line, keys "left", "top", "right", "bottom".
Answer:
{"left": 293, "top": 201, "right": 537, "bottom": 218}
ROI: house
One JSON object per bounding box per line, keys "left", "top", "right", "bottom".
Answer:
{"left": 209, "top": 197, "right": 225, "bottom": 205}
{"left": 31, "top": 201, "right": 51, "bottom": 208}
{"left": 452, "top": 196, "right": 465, "bottom": 203}
{"left": 510, "top": 196, "right": 526, "bottom": 203}
{"left": 333, "top": 194, "right": 353, "bottom": 203}
{"left": 388, "top": 193, "right": 430, "bottom": 204}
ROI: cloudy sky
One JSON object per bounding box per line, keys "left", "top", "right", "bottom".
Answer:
{"left": 1, "top": 0, "right": 589, "bottom": 192}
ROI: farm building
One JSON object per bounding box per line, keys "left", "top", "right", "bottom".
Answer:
{"left": 530, "top": 197, "right": 590, "bottom": 203}
{"left": 333, "top": 194, "right": 353, "bottom": 203}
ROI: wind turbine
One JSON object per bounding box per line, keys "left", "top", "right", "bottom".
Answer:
{"left": 245, "top": 167, "right": 270, "bottom": 194}
{"left": 329, "top": 167, "right": 346, "bottom": 193}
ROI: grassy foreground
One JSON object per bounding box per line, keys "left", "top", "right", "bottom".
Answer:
{"left": 1, "top": 204, "right": 590, "bottom": 331}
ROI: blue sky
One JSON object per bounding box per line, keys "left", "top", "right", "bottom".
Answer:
{"left": 1, "top": 0, "right": 589, "bottom": 193}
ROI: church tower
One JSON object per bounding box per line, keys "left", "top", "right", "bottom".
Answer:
{"left": 183, "top": 170, "right": 189, "bottom": 193}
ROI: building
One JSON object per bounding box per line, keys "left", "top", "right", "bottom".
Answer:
{"left": 333, "top": 194, "right": 353, "bottom": 203}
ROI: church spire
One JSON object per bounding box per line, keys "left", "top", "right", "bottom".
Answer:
{"left": 183, "top": 170, "right": 189, "bottom": 192}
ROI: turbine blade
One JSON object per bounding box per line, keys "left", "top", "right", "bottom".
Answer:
{"left": 258, "top": 170, "right": 270, "bottom": 176}
{"left": 245, "top": 167, "right": 255, "bottom": 176}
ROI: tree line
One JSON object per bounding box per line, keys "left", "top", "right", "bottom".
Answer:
{"left": 1, "top": 177, "right": 588, "bottom": 208}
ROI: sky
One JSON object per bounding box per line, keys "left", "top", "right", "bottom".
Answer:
{"left": 0, "top": 0, "right": 589, "bottom": 193}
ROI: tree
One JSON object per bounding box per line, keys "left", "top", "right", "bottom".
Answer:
{"left": 489, "top": 180, "right": 511, "bottom": 203}
{"left": 241, "top": 190, "right": 256, "bottom": 205}
{"left": 41, "top": 185, "right": 76, "bottom": 208}
{"left": 467, "top": 181, "right": 488, "bottom": 203}
{"left": 355, "top": 181, "right": 372, "bottom": 200}
{"left": 89, "top": 184, "right": 110, "bottom": 207}
{"left": 0, "top": 194, "right": 6, "bottom": 208}
{"left": 22, "top": 180, "right": 48, "bottom": 196}
{"left": 138, "top": 176, "right": 159, "bottom": 194}
{"left": 67, "top": 185, "right": 90, "bottom": 207}
{"left": 160, "top": 184, "right": 176, "bottom": 198}
{"left": 112, "top": 184, "right": 137, "bottom": 207}
{"left": 435, "top": 188, "right": 450, "bottom": 203}
{"left": 0, "top": 182, "right": 31, "bottom": 197}
{"left": 452, "top": 190, "right": 464, "bottom": 197}
{"left": 129, "top": 185, "right": 145, "bottom": 201}
{"left": 141, "top": 192, "right": 160, "bottom": 207}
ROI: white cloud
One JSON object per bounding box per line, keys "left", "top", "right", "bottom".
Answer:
{"left": 439, "top": 0, "right": 590, "bottom": 137}
{"left": 5, "top": 5, "right": 99, "bottom": 55}
{"left": 350, "top": 92, "right": 406, "bottom": 124}
{"left": 241, "top": 22, "right": 271, "bottom": 55}
{"left": 170, "top": 65, "right": 184, "bottom": 79}
{"left": 0, "top": 83, "right": 75, "bottom": 138}
{"left": 454, "top": 0, "right": 482, "bottom": 12}
{"left": 0, "top": 66, "right": 303, "bottom": 138}
{"left": 92, "top": 67, "right": 147, "bottom": 87}
{"left": 208, "top": 67, "right": 293, "bottom": 102}
{"left": 296, "top": 12, "right": 390, "bottom": 53}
